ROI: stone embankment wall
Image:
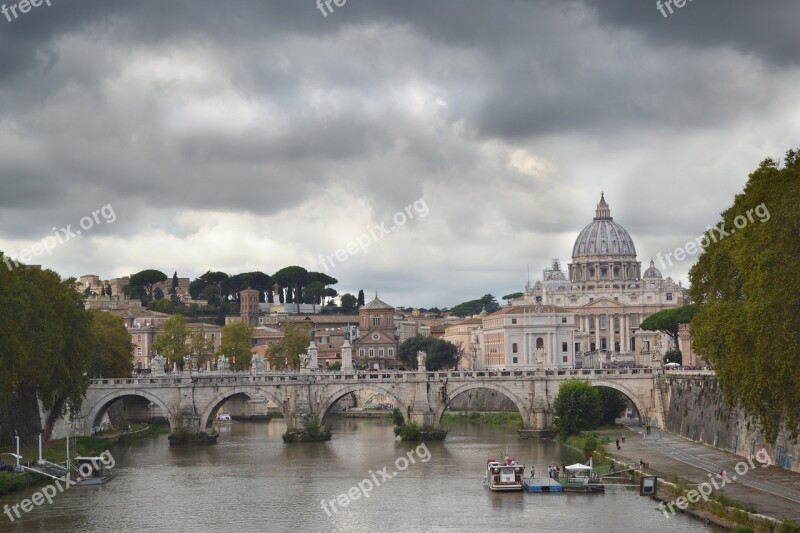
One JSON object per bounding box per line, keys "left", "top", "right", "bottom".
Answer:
{"left": 665, "top": 375, "right": 800, "bottom": 473}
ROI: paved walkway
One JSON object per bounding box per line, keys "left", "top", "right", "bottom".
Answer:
{"left": 605, "top": 423, "right": 800, "bottom": 521}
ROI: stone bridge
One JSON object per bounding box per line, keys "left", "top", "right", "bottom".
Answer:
{"left": 69, "top": 368, "right": 699, "bottom": 438}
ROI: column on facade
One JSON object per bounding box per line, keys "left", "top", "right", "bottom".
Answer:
{"left": 622, "top": 313, "right": 631, "bottom": 353}
{"left": 605, "top": 312, "right": 611, "bottom": 351}
{"left": 594, "top": 315, "right": 600, "bottom": 350}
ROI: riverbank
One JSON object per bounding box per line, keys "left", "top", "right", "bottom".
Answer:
{"left": 606, "top": 423, "right": 800, "bottom": 532}
{"left": 0, "top": 424, "right": 166, "bottom": 496}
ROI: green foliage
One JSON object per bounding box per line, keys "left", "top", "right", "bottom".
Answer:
{"left": 0, "top": 261, "right": 134, "bottom": 432}
{"left": 268, "top": 323, "right": 311, "bottom": 370}
{"left": 340, "top": 293, "right": 358, "bottom": 314}
{"left": 152, "top": 314, "right": 189, "bottom": 368}
{"left": 327, "top": 361, "right": 342, "bottom": 371}
{"left": 639, "top": 304, "right": 698, "bottom": 349}
{"left": 501, "top": 292, "right": 523, "bottom": 302}
{"left": 596, "top": 388, "right": 627, "bottom": 426}
{"left": 689, "top": 149, "right": 800, "bottom": 442}
{"left": 188, "top": 327, "right": 215, "bottom": 368}
{"left": 393, "top": 420, "right": 421, "bottom": 440}
{"left": 778, "top": 520, "right": 800, "bottom": 533}
{"left": 398, "top": 335, "right": 459, "bottom": 370}
{"left": 129, "top": 269, "right": 167, "bottom": 299}
{"left": 582, "top": 435, "right": 598, "bottom": 460}
{"left": 218, "top": 322, "right": 254, "bottom": 371}
{"left": 273, "top": 266, "right": 309, "bottom": 313}
{"left": 449, "top": 294, "right": 499, "bottom": 317}
{"left": 553, "top": 380, "right": 600, "bottom": 437}
{"left": 86, "top": 310, "right": 134, "bottom": 378}
{"left": 390, "top": 408, "right": 405, "bottom": 426}
{"left": 663, "top": 349, "right": 682, "bottom": 365}
{"left": 357, "top": 289, "right": 365, "bottom": 307}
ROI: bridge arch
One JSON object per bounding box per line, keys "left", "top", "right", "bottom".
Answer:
{"left": 84, "top": 390, "right": 175, "bottom": 434}
{"left": 434, "top": 382, "right": 530, "bottom": 429}
{"left": 199, "top": 387, "right": 287, "bottom": 429}
{"left": 586, "top": 379, "right": 647, "bottom": 422}
{"left": 318, "top": 384, "right": 408, "bottom": 427}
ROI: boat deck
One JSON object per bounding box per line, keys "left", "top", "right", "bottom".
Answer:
{"left": 523, "top": 477, "right": 563, "bottom": 493}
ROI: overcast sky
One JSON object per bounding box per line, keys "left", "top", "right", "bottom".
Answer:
{"left": 1, "top": 0, "right": 798, "bottom": 308}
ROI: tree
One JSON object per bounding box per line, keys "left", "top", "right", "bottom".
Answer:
{"left": 189, "top": 271, "right": 229, "bottom": 300}
{"left": 218, "top": 322, "right": 254, "bottom": 371}
{"left": 639, "top": 304, "right": 698, "bottom": 357}
{"left": 357, "top": 290, "right": 365, "bottom": 308}
{"left": 129, "top": 269, "right": 168, "bottom": 299}
{"left": 152, "top": 314, "right": 189, "bottom": 369}
{"left": 105, "top": 284, "right": 113, "bottom": 296}
{"left": 449, "top": 294, "right": 499, "bottom": 317}
{"left": 86, "top": 310, "right": 134, "bottom": 377}
{"left": 304, "top": 281, "right": 325, "bottom": 313}
{"left": 596, "top": 388, "right": 627, "bottom": 426}
{"left": 553, "top": 380, "right": 600, "bottom": 437}
{"left": 268, "top": 323, "right": 311, "bottom": 370}
{"left": 502, "top": 292, "right": 523, "bottom": 303}
{"left": 188, "top": 327, "right": 215, "bottom": 369}
{"left": 398, "top": 336, "right": 459, "bottom": 371}
{"left": 169, "top": 271, "right": 180, "bottom": 303}
{"left": 273, "top": 266, "right": 309, "bottom": 313}
{"left": 340, "top": 293, "right": 358, "bottom": 314}
{"left": 689, "top": 149, "right": 800, "bottom": 442}
{"left": 153, "top": 287, "right": 165, "bottom": 300}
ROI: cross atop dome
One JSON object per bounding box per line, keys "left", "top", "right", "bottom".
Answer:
{"left": 594, "top": 192, "right": 612, "bottom": 220}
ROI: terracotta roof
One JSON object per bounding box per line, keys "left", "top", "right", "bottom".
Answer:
{"left": 485, "top": 304, "right": 569, "bottom": 316}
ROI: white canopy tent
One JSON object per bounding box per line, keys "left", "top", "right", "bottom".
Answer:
{"left": 565, "top": 463, "right": 592, "bottom": 472}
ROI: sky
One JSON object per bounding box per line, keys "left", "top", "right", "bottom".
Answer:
{"left": 1, "top": 0, "right": 798, "bottom": 308}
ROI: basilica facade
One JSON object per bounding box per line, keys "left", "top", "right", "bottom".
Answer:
{"left": 452, "top": 193, "right": 688, "bottom": 369}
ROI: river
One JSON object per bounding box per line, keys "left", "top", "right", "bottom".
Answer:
{"left": 1, "top": 418, "right": 722, "bottom": 532}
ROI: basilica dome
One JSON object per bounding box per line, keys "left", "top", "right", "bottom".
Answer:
{"left": 571, "top": 193, "right": 637, "bottom": 259}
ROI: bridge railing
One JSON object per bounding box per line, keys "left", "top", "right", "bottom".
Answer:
{"left": 84, "top": 367, "right": 703, "bottom": 387}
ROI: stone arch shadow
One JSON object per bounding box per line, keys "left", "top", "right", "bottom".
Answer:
{"left": 318, "top": 384, "right": 408, "bottom": 428}
{"left": 199, "top": 387, "right": 287, "bottom": 430}
{"left": 434, "top": 382, "right": 530, "bottom": 429}
{"left": 588, "top": 379, "right": 647, "bottom": 423}
{"left": 84, "top": 390, "right": 175, "bottom": 434}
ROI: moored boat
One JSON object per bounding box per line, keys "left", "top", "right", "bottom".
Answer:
{"left": 484, "top": 457, "right": 525, "bottom": 491}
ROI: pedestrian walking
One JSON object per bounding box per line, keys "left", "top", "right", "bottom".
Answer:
{"left": 615, "top": 438, "right": 620, "bottom": 450}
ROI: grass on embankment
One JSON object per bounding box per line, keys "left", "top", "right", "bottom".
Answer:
{"left": 442, "top": 411, "right": 523, "bottom": 429}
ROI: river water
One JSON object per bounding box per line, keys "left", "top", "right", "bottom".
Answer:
{"left": 1, "top": 418, "right": 721, "bottom": 533}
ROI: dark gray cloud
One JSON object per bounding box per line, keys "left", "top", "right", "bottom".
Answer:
{"left": 0, "top": 0, "right": 796, "bottom": 305}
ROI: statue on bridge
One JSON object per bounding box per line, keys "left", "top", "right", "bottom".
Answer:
{"left": 151, "top": 355, "right": 166, "bottom": 376}
{"left": 217, "top": 355, "right": 230, "bottom": 372}
{"left": 251, "top": 354, "right": 265, "bottom": 373}
{"left": 417, "top": 350, "right": 427, "bottom": 372}
{"left": 185, "top": 355, "right": 198, "bottom": 373}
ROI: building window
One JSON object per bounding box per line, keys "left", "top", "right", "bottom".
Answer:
{"left": 562, "top": 342, "right": 568, "bottom": 352}
{"left": 666, "top": 293, "right": 673, "bottom": 301}
{"left": 379, "top": 348, "right": 384, "bottom": 358}
{"left": 359, "top": 349, "right": 365, "bottom": 357}
{"left": 388, "top": 348, "right": 394, "bottom": 357}
{"left": 512, "top": 357, "right": 518, "bottom": 364}
{"left": 589, "top": 297, "right": 594, "bottom": 303}
{"left": 512, "top": 343, "right": 518, "bottom": 354}
{"left": 575, "top": 342, "right": 580, "bottom": 353}
{"left": 137, "top": 347, "right": 142, "bottom": 356}
{"left": 372, "top": 317, "right": 381, "bottom": 327}
{"left": 137, "top": 335, "right": 142, "bottom": 342}
{"left": 511, "top": 318, "right": 517, "bottom": 324}
{"left": 369, "top": 348, "right": 375, "bottom": 358}
{"left": 563, "top": 355, "right": 568, "bottom": 363}
{"left": 561, "top": 317, "right": 567, "bottom": 323}
{"left": 613, "top": 297, "right": 619, "bottom": 302}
